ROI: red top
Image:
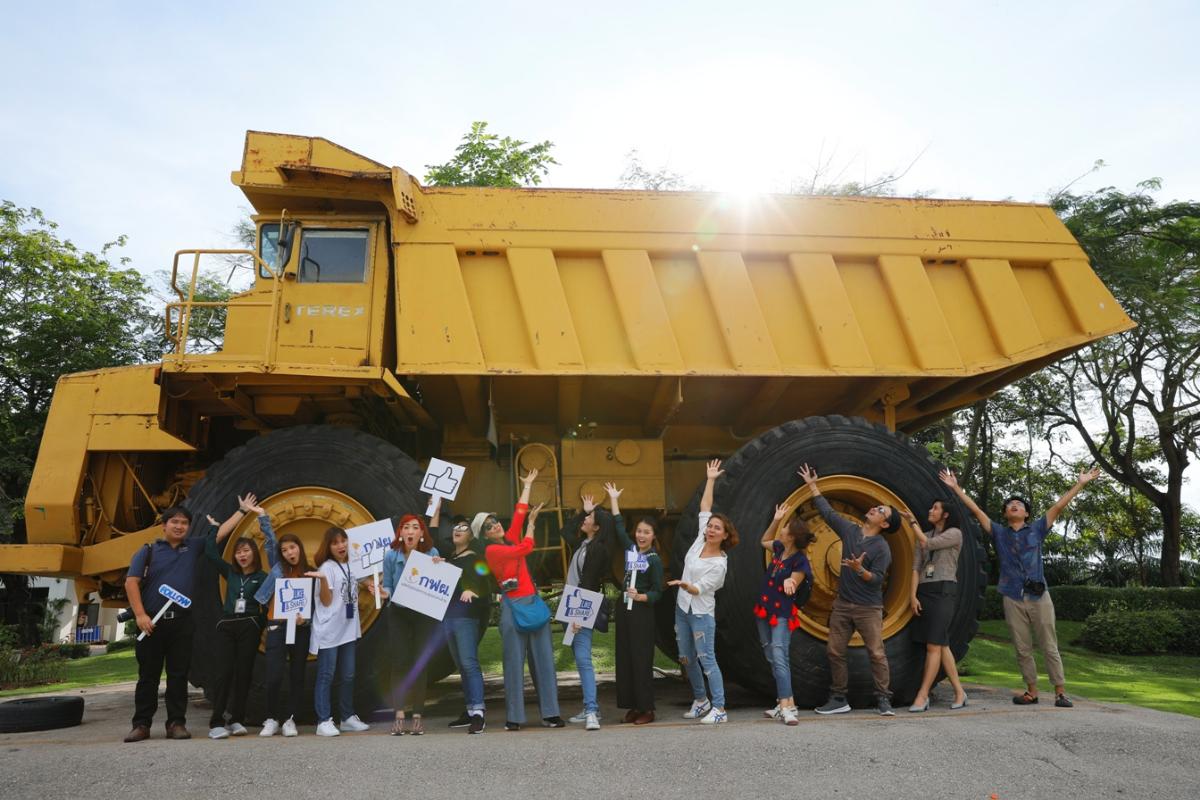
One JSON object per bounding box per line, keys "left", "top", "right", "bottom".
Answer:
{"left": 484, "top": 503, "right": 534, "bottom": 598}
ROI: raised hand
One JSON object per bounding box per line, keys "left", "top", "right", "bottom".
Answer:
{"left": 604, "top": 482, "right": 623, "bottom": 499}
{"left": 939, "top": 469, "right": 960, "bottom": 490}
{"left": 1078, "top": 466, "right": 1102, "bottom": 485}
{"left": 773, "top": 503, "right": 789, "bottom": 522}
{"left": 797, "top": 464, "right": 818, "bottom": 486}
{"left": 705, "top": 459, "right": 725, "bottom": 481}
{"left": 521, "top": 468, "right": 539, "bottom": 486}
{"left": 237, "top": 493, "right": 258, "bottom": 513}
{"left": 582, "top": 494, "right": 597, "bottom": 514}
{"left": 206, "top": 514, "right": 220, "bottom": 527}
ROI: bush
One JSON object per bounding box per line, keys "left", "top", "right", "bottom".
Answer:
{"left": 42, "top": 643, "right": 90, "bottom": 660}
{"left": 0, "top": 627, "right": 67, "bottom": 689}
{"left": 106, "top": 637, "right": 136, "bottom": 653}
{"left": 1080, "top": 609, "right": 1200, "bottom": 655}
{"left": 981, "top": 586, "right": 1200, "bottom": 621}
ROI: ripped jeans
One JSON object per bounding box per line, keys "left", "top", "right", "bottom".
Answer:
{"left": 675, "top": 606, "right": 725, "bottom": 709}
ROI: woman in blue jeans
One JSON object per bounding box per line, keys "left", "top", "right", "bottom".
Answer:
{"left": 442, "top": 516, "right": 492, "bottom": 734}
{"left": 754, "top": 503, "right": 814, "bottom": 726}
{"left": 669, "top": 460, "right": 739, "bottom": 724}
{"left": 564, "top": 493, "right": 615, "bottom": 730}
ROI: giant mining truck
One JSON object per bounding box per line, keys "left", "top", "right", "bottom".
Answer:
{"left": 2, "top": 132, "right": 1133, "bottom": 711}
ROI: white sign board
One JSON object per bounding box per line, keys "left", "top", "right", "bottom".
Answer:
{"left": 420, "top": 457, "right": 466, "bottom": 501}
{"left": 555, "top": 584, "right": 604, "bottom": 628}
{"left": 271, "top": 578, "right": 314, "bottom": 621}
{"left": 345, "top": 519, "right": 395, "bottom": 581}
{"left": 624, "top": 548, "right": 650, "bottom": 573}
{"left": 392, "top": 549, "right": 463, "bottom": 621}
{"left": 158, "top": 583, "right": 193, "bottom": 608}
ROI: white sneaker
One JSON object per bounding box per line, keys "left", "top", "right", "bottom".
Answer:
{"left": 315, "top": 720, "right": 340, "bottom": 737}
{"left": 683, "top": 699, "right": 712, "bottom": 719}
{"left": 585, "top": 712, "right": 600, "bottom": 731}
{"left": 259, "top": 719, "right": 280, "bottom": 737}
{"left": 764, "top": 704, "right": 782, "bottom": 719}
{"left": 228, "top": 722, "right": 248, "bottom": 736}
{"left": 281, "top": 717, "right": 298, "bottom": 737}
{"left": 208, "top": 726, "right": 230, "bottom": 740}
{"left": 781, "top": 706, "right": 800, "bottom": 726}
{"left": 340, "top": 714, "right": 370, "bottom": 732}
{"left": 568, "top": 710, "right": 589, "bottom": 723}
{"left": 700, "top": 706, "right": 728, "bottom": 724}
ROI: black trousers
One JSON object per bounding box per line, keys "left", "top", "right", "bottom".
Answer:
{"left": 389, "top": 604, "right": 437, "bottom": 714}
{"left": 265, "top": 620, "right": 311, "bottom": 722}
{"left": 133, "top": 613, "right": 194, "bottom": 728}
{"left": 615, "top": 600, "right": 656, "bottom": 711}
{"left": 209, "top": 615, "right": 262, "bottom": 727}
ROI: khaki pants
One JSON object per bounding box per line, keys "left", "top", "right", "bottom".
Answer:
{"left": 826, "top": 597, "right": 890, "bottom": 699}
{"left": 1002, "top": 592, "right": 1066, "bottom": 688}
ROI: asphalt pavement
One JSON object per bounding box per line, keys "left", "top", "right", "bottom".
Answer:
{"left": 1, "top": 672, "right": 1197, "bottom": 800}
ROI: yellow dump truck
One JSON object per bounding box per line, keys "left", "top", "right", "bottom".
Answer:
{"left": 3, "top": 132, "right": 1133, "bottom": 709}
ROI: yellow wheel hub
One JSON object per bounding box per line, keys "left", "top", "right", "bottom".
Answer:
{"left": 214, "top": 486, "right": 388, "bottom": 651}
{"left": 774, "top": 475, "right": 916, "bottom": 644}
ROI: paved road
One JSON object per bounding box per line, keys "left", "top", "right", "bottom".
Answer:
{"left": 2, "top": 675, "right": 1196, "bottom": 800}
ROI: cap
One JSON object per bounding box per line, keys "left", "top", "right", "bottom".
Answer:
{"left": 471, "top": 511, "right": 496, "bottom": 538}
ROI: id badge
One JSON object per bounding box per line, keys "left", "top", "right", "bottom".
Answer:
{"left": 345, "top": 602, "right": 355, "bottom": 620}
{"left": 234, "top": 598, "right": 247, "bottom": 614}
{"left": 925, "top": 563, "right": 936, "bottom": 579}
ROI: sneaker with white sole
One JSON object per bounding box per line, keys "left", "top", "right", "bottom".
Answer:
{"left": 340, "top": 715, "right": 370, "bottom": 732}
{"left": 763, "top": 704, "right": 782, "bottom": 720}
{"left": 567, "top": 710, "right": 589, "bottom": 724}
{"left": 259, "top": 719, "right": 280, "bottom": 737}
{"left": 815, "top": 695, "right": 851, "bottom": 715}
{"left": 281, "top": 718, "right": 298, "bottom": 737}
{"left": 228, "top": 722, "right": 248, "bottom": 736}
{"left": 877, "top": 697, "right": 895, "bottom": 717}
{"left": 781, "top": 706, "right": 800, "bottom": 726}
{"left": 315, "top": 720, "right": 340, "bottom": 737}
{"left": 700, "top": 707, "right": 728, "bottom": 724}
{"left": 683, "top": 699, "right": 712, "bottom": 719}
{"left": 585, "top": 712, "right": 600, "bottom": 731}
{"left": 208, "top": 726, "right": 229, "bottom": 740}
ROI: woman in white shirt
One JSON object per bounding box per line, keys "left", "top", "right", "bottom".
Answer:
{"left": 669, "top": 459, "right": 739, "bottom": 724}
{"left": 305, "top": 526, "right": 373, "bottom": 737}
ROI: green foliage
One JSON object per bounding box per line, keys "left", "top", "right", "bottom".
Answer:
{"left": 980, "top": 585, "right": 1200, "bottom": 620}
{"left": 106, "top": 636, "right": 136, "bottom": 653}
{"left": 619, "top": 150, "right": 693, "bottom": 191}
{"left": 0, "top": 202, "right": 158, "bottom": 538}
{"left": 0, "top": 625, "right": 66, "bottom": 689}
{"left": 37, "top": 597, "right": 70, "bottom": 644}
{"left": 1080, "top": 609, "right": 1200, "bottom": 655}
{"left": 155, "top": 269, "right": 234, "bottom": 354}
{"left": 424, "top": 121, "right": 557, "bottom": 187}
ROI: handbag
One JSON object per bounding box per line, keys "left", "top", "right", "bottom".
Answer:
{"left": 506, "top": 594, "right": 551, "bottom": 632}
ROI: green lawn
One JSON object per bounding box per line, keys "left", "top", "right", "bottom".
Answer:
{"left": 0, "top": 648, "right": 138, "bottom": 698}
{"left": 959, "top": 620, "right": 1200, "bottom": 718}
{"left": 476, "top": 626, "right": 680, "bottom": 674}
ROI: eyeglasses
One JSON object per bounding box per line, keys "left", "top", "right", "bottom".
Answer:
{"left": 484, "top": 517, "right": 499, "bottom": 529}
{"left": 453, "top": 525, "right": 470, "bottom": 532}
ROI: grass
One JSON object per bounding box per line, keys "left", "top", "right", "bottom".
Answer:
{"left": 0, "top": 648, "right": 138, "bottom": 698}
{"left": 959, "top": 619, "right": 1200, "bottom": 718}
{"left": 476, "top": 625, "right": 679, "bottom": 674}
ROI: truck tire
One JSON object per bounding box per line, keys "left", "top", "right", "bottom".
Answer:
{"left": 658, "top": 415, "right": 986, "bottom": 708}
{"left": 183, "top": 425, "right": 446, "bottom": 723}
{"left": 0, "top": 696, "right": 85, "bottom": 733}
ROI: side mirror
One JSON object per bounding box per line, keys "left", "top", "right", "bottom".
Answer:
{"left": 277, "top": 221, "right": 297, "bottom": 274}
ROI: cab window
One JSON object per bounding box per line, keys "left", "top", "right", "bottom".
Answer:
{"left": 298, "top": 229, "right": 370, "bottom": 283}
{"left": 258, "top": 224, "right": 280, "bottom": 277}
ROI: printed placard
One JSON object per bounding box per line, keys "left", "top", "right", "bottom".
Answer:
{"left": 271, "top": 578, "right": 314, "bottom": 621}
{"left": 625, "top": 548, "right": 649, "bottom": 573}
{"left": 554, "top": 584, "right": 604, "bottom": 629}
{"left": 345, "top": 519, "right": 395, "bottom": 581}
{"left": 420, "top": 458, "right": 466, "bottom": 501}
{"left": 392, "top": 549, "right": 463, "bottom": 621}
{"left": 158, "top": 583, "right": 192, "bottom": 609}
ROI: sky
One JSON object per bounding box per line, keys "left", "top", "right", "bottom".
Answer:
{"left": 2, "top": 0, "right": 1197, "bottom": 506}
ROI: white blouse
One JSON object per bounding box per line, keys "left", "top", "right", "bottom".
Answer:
{"left": 309, "top": 558, "right": 362, "bottom": 654}
{"left": 676, "top": 511, "right": 727, "bottom": 615}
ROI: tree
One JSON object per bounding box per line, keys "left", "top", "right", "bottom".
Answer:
{"left": 0, "top": 202, "right": 158, "bottom": 538}
{"left": 424, "top": 121, "right": 557, "bottom": 187}
{"left": 618, "top": 150, "right": 694, "bottom": 191}
{"left": 1018, "top": 182, "right": 1200, "bottom": 585}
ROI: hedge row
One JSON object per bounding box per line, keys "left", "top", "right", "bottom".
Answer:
{"left": 980, "top": 586, "right": 1200, "bottom": 621}
{"left": 1080, "top": 609, "right": 1200, "bottom": 655}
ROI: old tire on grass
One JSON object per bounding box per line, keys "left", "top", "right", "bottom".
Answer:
{"left": 184, "top": 424, "right": 445, "bottom": 723}
{"left": 659, "top": 415, "right": 986, "bottom": 709}
{"left": 0, "top": 696, "right": 85, "bottom": 733}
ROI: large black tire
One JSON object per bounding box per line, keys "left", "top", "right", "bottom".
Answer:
{"left": 657, "top": 415, "right": 986, "bottom": 708}
{"left": 184, "top": 425, "right": 440, "bottom": 723}
{"left": 0, "top": 696, "right": 84, "bottom": 733}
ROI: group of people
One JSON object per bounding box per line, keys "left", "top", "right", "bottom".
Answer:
{"left": 121, "top": 455, "right": 1100, "bottom": 742}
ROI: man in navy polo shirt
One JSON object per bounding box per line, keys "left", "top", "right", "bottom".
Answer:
{"left": 942, "top": 466, "right": 1100, "bottom": 709}
{"left": 123, "top": 505, "right": 207, "bottom": 742}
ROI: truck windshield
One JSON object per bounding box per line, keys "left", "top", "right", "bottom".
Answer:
{"left": 297, "top": 229, "right": 370, "bottom": 283}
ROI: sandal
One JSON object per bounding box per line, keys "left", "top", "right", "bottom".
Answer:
{"left": 390, "top": 714, "right": 406, "bottom": 735}
{"left": 410, "top": 715, "right": 425, "bottom": 735}
{"left": 1012, "top": 691, "right": 1039, "bottom": 705}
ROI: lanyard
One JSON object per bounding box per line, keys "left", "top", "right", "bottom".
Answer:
{"left": 335, "top": 561, "right": 353, "bottom": 604}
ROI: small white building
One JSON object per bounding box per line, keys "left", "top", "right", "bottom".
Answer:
{"left": 35, "top": 577, "right": 129, "bottom": 644}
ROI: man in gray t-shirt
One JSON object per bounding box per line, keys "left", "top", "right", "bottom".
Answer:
{"left": 798, "top": 465, "right": 899, "bottom": 716}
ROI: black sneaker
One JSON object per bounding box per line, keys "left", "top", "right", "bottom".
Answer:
{"left": 877, "top": 697, "right": 895, "bottom": 716}
{"left": 815, "top": 695, "right": 851, "bottom": 715}
{"left": 541, "top": 716, "right": 566, "bottom": 728}
{"left": 468, "top": 714, "right": 485, "bottom": 734}
{"left": 1055, "top": 693, "right": 1074, "bottom": 708}
{"left": 448, "top": 711, "right": 472, "bottom": 728}
{"left": 504, "top": 721, "right": 522, "bottom": 731}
